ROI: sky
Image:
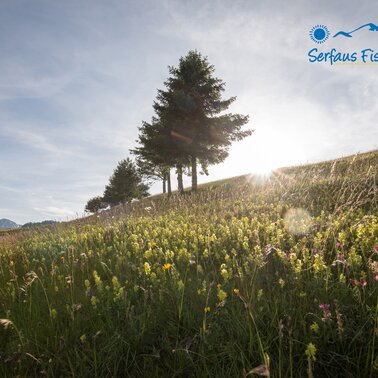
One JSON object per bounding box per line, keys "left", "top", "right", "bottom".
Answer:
{"left": 1, "top": 0, "right": 378, "bottom": 224}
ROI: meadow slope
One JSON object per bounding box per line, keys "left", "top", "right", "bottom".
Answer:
{"left": 1, "top": 151, "right": 378, "bottom": 377}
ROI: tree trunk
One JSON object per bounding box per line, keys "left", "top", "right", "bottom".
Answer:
{"left": 167, "top": 169, "right": 172, "bottom": 197}
{"left": 163, "top": 175, "right": 166, "bottom": 194}
{"left": 177, "top": 164, "right": 184, "bottom": 195}
{"left": 191, "top": 155, "right": 197, "bottom": 192}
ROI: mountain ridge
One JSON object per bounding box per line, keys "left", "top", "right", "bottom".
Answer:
{"left": 0, "top": 218, "right": 19, "bottom": 229}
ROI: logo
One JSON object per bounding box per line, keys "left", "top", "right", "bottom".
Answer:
{"left": 333, "top": 23, "right": 378, "bottom": 38}
{"left": 309, "top": 25, "right": 330, "bottom": 44}
{"left": 307, "top": 22, "right": 378, "bottom": 65}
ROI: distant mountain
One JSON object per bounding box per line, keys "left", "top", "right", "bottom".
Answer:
{"left": 22, "top": 220, "right": 58, "bottom": 228}
{"left": 0, "top": 218, "right": 19, "bottom": 229}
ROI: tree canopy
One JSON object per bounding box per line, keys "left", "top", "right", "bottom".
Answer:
{"left": 133, "top": 50, "right": 252, "bottom": 192}
{"left": 103, "top": 158, "right": 149, "bottom": 206}
{"left": 85, "top": 196, "right": 105, "bottom": 214}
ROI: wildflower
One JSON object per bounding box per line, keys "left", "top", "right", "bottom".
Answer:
{"left": 93, "top": 271, "right": 102, "bottom": 288}
{"left": 278, "top": 278, "right": 285, "bottom": 288}
{"left": 144, "top": 249, "right": 152, "bottom": 259}
{"left": 91, "top": 296, "right": 98, "bottom": 307}
{"left": 319, "top": 303, "right": 330, "bottom": 310}
{"left": 339, "top": 273, "right": 346, "bottom": 283}
{"left": 305, "top": 342, "right": 317, "bottom": 361}
{"left": 144, "top": 262, "right": 151, "bottom": 275}
{"left": 319, "top": 303, "right": 332, "bottom": 325}
{"left": 233, "top": 288, "right": 240, "bottom": 295}
{"left": 335, "top": 240, "right": 341, "bottom": 249}
{"left": 220, "top": 268, "right": 229, "bottom": 280}
{"left": 162, "top": 263, "right": 172, "bottom": 271}
{"left": 197, "top": 289, "right": 202, "bottom": 295}
{"left": 80, "top": 334, "right": 86, "bottom": 343}
{"left": 217, "top": 283, "right": 222, "bottom": 289}
{"left": 217, "top": 289, "right": 227, "bottom": 302}
{"left": 204, "top": 306, "right": 211, "bottom": 313}
{"left": 177, "top": 280, "right": 184, "bottom": 291}
{"left": 313, "top": 254, "right": 326, "bottom": 273}
{"left": 375, "top": 274, "right": 378, "bottom": 281}
{"left": 350, "top": 278, "right": 367, "bottom": 287}
{"left": 310, "top": 322, "right": 319, "bottom": 333}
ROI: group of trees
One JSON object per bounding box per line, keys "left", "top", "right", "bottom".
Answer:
{"left": 85, "top": 50, "right": 251, "bottom": 213}
{"left": 132, "top": 50, "right": 251, "bottom": 196}
{"left": 85, "top": 158, "right": 148, "bottom": 213}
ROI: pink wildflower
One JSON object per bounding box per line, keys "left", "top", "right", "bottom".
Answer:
{"left": 319, "top": 303, "right": 330, "bottom": 310}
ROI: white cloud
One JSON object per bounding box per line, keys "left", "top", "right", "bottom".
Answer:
{"left": 33, "top": 206, "right": 76, "bottom": 217}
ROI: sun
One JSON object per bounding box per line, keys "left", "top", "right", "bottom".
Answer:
{"left": 309, "top": 25, "right": 330, "bottom": 44}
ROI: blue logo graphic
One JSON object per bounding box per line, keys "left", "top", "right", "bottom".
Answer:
{"left": 333, "top": 23, "right": 378, "bottom": 38}
{"left": 308, "top": 22, "right": 378, "bottom": 65}
{"left": 309, "top": 25, "right": 330, "bottom": 44}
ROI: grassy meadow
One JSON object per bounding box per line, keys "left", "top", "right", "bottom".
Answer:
{"left": 1, "top": 151, "right": 378, "bottom": 377}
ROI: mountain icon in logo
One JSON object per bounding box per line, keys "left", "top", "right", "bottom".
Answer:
{"left": 333, "top": 23, "right": 378, "bottom": 38}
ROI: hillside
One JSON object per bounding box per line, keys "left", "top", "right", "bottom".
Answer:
{"left": 0, "top": 150, "right": 377, "bottom": 377}
{"left": 0, "top": 218, "right": 19, "bottom": 229}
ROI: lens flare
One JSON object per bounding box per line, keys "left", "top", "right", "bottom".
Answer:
{"left": 284, "top": 208, "right": 313, "bottom": 235}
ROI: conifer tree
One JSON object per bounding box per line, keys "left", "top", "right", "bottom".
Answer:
{"left": 155, "top": 50, "right": 252, "bottom": 191}
{"left": 103, "top": 158, "right": 149, "bottom": 205}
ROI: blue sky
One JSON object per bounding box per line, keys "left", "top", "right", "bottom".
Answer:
{"left": 1, "top": 0, "right": 377, "bottom": 224}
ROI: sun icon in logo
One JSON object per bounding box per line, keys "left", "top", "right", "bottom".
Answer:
{"left": 309, "top": 25, "right": 330, "bottom": 44}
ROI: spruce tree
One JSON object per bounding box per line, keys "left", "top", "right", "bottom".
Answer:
{"left": 103, "top": 158, "right": 149, "bottom": 205}
{"left": 155, "top": 50, "right": 252, "bottom": 191}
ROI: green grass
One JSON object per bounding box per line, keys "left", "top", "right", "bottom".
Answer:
{"left": 1, "top": 150, "right": 378, "bottom": 377}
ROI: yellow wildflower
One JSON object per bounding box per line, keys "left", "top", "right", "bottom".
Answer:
{"left": 144, "top": 262, "right": 151, "bottom": 275}
{"left": 163, "top": 263, "right": 172, "bottom": 271}
{"left": 217, "top": 289, "right": 227, "bottom": 302}
{"left": 305, "top": 342, "right": 317, "bottom": 361}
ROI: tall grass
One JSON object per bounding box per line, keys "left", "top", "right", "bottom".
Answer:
{"left": 0, "top": 150, "right": 377, "bottom": 377}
